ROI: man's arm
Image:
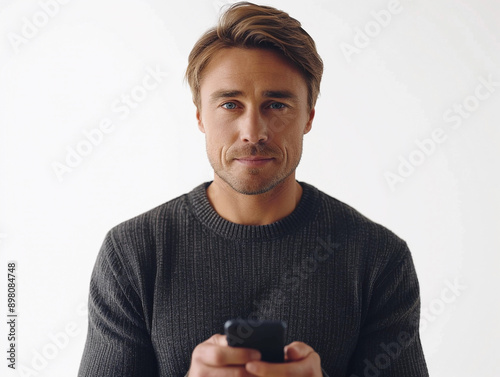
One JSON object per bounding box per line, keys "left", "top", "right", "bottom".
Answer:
{"left": 347, "top": 244, "right": 429, "bottom": 376}
{"left": 78, "top": 231, "right": 158, "bottom": 377}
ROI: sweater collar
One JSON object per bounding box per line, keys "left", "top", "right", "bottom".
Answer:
{"left": 187, "top": 181, "right": 320, "bottom": 240}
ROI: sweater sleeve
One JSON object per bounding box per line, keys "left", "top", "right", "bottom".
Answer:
{"left": 346, "top": 244, "right": 429, "bottom": 376}
{"left": 78, "top": 231, "right": 158, "bottom": 377}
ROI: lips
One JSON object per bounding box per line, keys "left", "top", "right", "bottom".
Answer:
{"left": 235, "top": 156, "right": 275, "bottom": 166}
{"left": 236, "top": 156, "right": 274, "bottom": 161}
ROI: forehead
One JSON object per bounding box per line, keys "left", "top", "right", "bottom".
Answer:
{"left": 199, "top": 47, "right": 308, "bottom": 99}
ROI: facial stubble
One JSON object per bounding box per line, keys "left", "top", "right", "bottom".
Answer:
{"left": 207, "top": 141, "right": 303, "bottom": 196}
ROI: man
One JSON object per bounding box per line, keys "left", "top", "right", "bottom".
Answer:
{"left": 79, "top": 2, "right": 429, "bottom": 376}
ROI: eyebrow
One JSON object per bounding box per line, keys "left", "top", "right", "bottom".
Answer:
{"left": 209, "top": 89, "right": 298, "bottom": 103}
{"left": 209, "top": 90, "right": 244, "bottom": 103}
{"left": 262, "top": 90, "right": 298, "bottom": 101}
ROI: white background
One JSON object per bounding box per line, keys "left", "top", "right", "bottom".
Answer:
{"left": 0, "top": 0, "right": 499, "bottom": 376}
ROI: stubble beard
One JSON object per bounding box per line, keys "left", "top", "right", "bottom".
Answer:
{"left": 209, "top": 144, "right": 303, "bottom": 196}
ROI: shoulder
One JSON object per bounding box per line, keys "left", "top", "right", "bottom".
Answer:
{"left": 93, "top": 187, "right": 196, "bottom": 298}
{"left": 304, "top": 182, "right": 411, "bottom": 273}
{"left": 101, "top": 187, "right": 195, "bottom": 269}
{"left": 307, "top": 183, "right": 404, "bottom": 242}
{"left": 110, "top": 190, "right": 189, "bottom": 241}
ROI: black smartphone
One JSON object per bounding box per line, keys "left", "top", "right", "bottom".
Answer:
{"left": 224, "top": 319, "right": 287, "bottom": 363}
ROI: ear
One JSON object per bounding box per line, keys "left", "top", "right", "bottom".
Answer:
{"left": 304, "top": 108, "right": 315, "bottom": 134}
{"left": 196, "top": 108, "right": 205, "bottom": 133}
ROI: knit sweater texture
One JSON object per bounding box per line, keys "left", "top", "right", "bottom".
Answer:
{"left": 78, "top": 181, "right": 429, "bottom": 376}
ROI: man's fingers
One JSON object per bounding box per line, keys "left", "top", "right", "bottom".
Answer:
{"left": 246, "top": 347, "right": 321, "bottom": 377}
{"left": 284, "top": 341, "right": 316, "bottom": 361}
{"left": 193, "top": 335, "right": 261, "bottom": 367}
{"left": 205, "top": 333, "right": 229, "bottom": 346}
{"left": 203, "top": 345, "right": 261, "bottom": 366}
{"left": 196, "top": 365, "right": 258, "bottom": 377}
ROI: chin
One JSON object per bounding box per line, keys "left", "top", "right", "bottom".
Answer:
{"left": 234, "top": 184, "right": 275, "bottom": 196}
{"left": 218, "top": 173, "right": 287, "bottom": 196}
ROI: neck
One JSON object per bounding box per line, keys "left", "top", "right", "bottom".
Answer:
{"left": 206, "top": 175, "right": 303, "bottom": 226}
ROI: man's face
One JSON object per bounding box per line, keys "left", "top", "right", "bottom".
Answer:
{"left": 197, "top": 47, "right": 315, "bottom": 195}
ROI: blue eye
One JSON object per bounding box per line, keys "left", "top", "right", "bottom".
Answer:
{"left": 222, "top": 102, "right": 237, "bottom": 109}
{"left": 269, "top": 102, "right": 286, "bottom": 109}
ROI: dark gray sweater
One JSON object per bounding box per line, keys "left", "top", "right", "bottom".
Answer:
{"left": 78, "top": 181, "right": 428, "bottom": 376}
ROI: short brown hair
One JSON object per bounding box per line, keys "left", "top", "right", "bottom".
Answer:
{"left": 185, "top": 1, "right": 323, "bottom": 110}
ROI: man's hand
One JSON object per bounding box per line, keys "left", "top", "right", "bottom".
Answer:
{"left": 188, "top": 334, "right": 322, "bottom": 377}
{"left": 245, "top": 341, "right": 322, "bottom": 377}
{"left": 187, "top": 334, "right": 261, "bottom": 376}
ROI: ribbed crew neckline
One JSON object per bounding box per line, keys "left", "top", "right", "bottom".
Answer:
{"left": 187, "top": 181, "right": 320, "bottom": 240}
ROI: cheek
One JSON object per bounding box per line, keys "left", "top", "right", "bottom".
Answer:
{"left": 280, "top": 132, "right": 304, "bottom": 160}
{"left": 203, "top": 123, "right": 235, "bottom": 157}
{"left": 205, "top": 127, "right": 229, "bottom": 148}
{"left": 204, "top": 115, "right": 240, "bottom": 142}
{"left": 276, "top": 126, "right": 304, "bottom": 146}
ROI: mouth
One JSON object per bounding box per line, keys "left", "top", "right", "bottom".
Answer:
{"left": 234, "top": 156, "right": 275, "bottom": 167}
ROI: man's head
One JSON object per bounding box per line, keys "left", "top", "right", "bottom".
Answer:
{"left": 186, "top": 2, "right": 323, "bottom": 196}
{"left": 186, "top": 2, "right": 323, "bottom": 112}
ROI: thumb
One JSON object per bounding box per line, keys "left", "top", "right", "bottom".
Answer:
{"left": 205, "top": 334, "right": 228, "bottom": 346}
{"left": 284, "top": 341, "right": 313, "bottom": 361}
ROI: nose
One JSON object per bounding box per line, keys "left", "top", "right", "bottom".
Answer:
{"left": 239, "top": 107, "right": 269, "bottom": 144}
